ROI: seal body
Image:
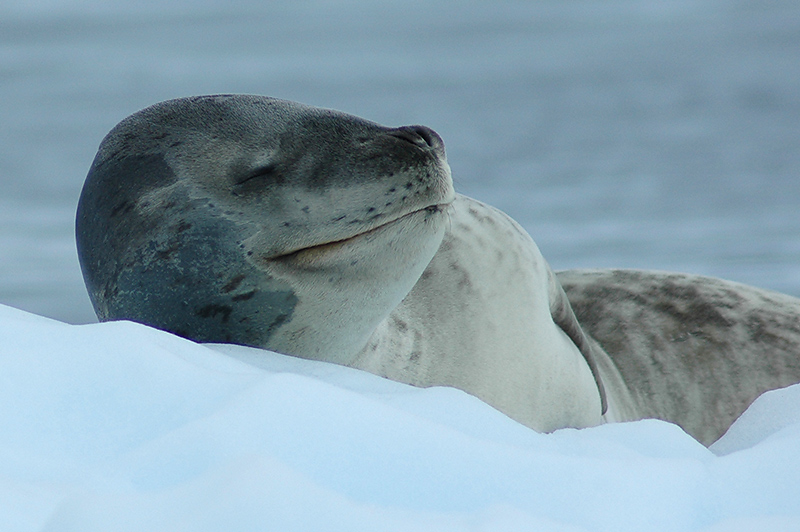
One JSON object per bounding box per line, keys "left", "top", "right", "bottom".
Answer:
{"left": 77, "top": 95, "right": 800, "bottom": 445}
{"left": 559, "top": 269, "right": 800, "bottom": 444}
{"left": 353, "top": 195, "right": 627, "bottom": 432}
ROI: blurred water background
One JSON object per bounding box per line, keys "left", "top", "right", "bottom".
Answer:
{"left": 1, "top": 0, "right": 799, "bottom": 325}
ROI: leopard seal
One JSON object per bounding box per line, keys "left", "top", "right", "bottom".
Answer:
{"left": 76, "top": 95, "right": 800, "bottom": 445}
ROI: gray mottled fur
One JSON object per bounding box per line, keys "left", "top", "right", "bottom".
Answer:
{"left": 559, "top": 269, "right": 800, "bottom": 445}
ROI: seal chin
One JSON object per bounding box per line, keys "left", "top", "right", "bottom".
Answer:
{"left": 272, "top": 201, "right": 453, "bottom": 268}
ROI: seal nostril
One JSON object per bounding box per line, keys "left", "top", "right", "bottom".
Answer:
{"left": 410, "top": 126, "right": 435, "bottom": 148}
{"left": 388, "top": 125, "right": 441, "bottom": 150}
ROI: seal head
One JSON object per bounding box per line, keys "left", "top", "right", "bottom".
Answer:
{"left": 77, "top": 95, "right": 454, "bottom": 362}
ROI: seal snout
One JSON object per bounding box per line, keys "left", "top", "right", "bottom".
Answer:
{"left": 387, "top": 125, "right": 444, "bottom": 153}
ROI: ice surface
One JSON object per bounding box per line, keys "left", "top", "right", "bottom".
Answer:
{"left": 1, "top": 303, "right": 799, "bottom": 531}
{"left": 710, "top": 383, "right": 800, "bottom": 456}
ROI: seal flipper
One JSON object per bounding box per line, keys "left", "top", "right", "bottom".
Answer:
{"left": 547, "top": 269, "right": 609, "bottom": 415}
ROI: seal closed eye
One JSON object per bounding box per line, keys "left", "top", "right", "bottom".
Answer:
{"left": 234, "top": 163, "right": 279, "bottom": 188}
{"left": 77, "top": 94, "right": 800, "bottom": 446}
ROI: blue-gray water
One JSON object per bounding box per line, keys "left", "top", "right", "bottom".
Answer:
{"left": 2, "top": 0, "right": 799, "bottom": 324}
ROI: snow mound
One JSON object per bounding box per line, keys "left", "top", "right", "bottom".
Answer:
{"left": 1, "top": 303, "right": 799, "bottom": 531}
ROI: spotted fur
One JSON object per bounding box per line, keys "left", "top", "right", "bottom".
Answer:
{"left": 559, "top": 269, "right": 800, "bottom": 445}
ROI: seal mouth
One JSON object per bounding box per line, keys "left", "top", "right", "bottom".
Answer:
{"left": 270, "top": 201, "right": 453, "bottom": 262}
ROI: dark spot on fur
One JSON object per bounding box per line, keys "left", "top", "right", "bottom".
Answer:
{"left": 266, "top": 312, "right": 292, "bottom": 335}
{"left": 221, "top": 274, "right": 246, "bottom": 293}
{"left": 177, "top": 221, "right": 191, "bottom": 233}
{"left": 232, "top": 290, "right": 256, "bottom": 302}
{"left": 651, "top": 281, "right": 734, "bottom": 330}
{"left": 110, "top": 200, "right": 133, "bottom": 218}
{"left": 448, "top": 261, "right": 471, "bottom": 289}
{"left": 746, "top": 312, "right": 793, "bottom": 350}
{"left": 456, "top": 222, "right": 472, "bottom": 232}
{"left": 155, "top": 242, "right": 180, "bottom": 261}
{"left": 196, "top": 304, "right": 233, "bottom": 323}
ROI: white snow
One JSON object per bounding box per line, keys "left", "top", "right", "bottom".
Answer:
{"left": 1, "top": 303, "right": 799, "bottom": 532}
